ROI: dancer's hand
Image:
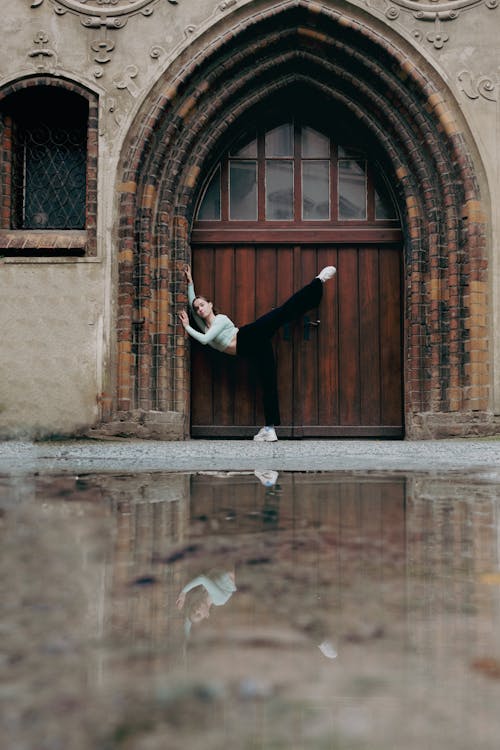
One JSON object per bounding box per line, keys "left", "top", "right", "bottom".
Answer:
{"left": 178, "top": 310, "right": 189, "bottom": 328}
{"left": 176, "top": 592, "right": 186, "bottom": 610}
{"left": 183, "top": 264, "right": 193, "bottom": 285}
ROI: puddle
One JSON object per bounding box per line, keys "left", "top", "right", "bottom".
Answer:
{"left": 2, "top": 470, "right": 500, "bottom": 749}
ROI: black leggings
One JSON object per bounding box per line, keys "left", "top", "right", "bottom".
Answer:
{"left": 236, "top": 277, "right": 323, "bottom": 426}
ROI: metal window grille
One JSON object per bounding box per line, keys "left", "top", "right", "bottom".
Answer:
{"left": 9, "top": 88, "right": 88, "bottom": 230}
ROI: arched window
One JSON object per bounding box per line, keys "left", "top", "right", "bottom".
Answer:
{"left": 0, "top": 82, "right": 98, "bottom": 256}
{"left": 195, "top": 122, "right": 398, "bottom": 227}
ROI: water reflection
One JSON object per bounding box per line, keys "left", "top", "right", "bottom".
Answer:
{"left": 2, "top": 471, "right": 500, "bottom": 749}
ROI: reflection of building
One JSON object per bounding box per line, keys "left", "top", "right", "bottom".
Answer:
{"left": 8, "top": 470, "right": 500, "bottom": 746}
{"left": 406, "top": 478, "right": 500, "bottom": 665}
{"left": 80, "top": 472, "right": 500, "bottom": 665}
{"left": 103, "top": 474, "right": 190, "bottom": 648}
{"left": 101, "top": 473, "right": 409, "bottom": 648}
{"left": 1, "top": 1, "right": 499, "bottom": 439}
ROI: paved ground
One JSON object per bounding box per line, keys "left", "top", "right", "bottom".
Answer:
{"left": 1, "top": 437, "right": 500, "bottom": 475}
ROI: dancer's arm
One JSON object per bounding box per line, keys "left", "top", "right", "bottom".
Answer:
{"left": 179, "top": 311, "right": 229, "bottom": 345}
{"left": 183, "top": 264, "right": 205, "bottom": 332}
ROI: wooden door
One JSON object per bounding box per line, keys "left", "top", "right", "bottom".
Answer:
{"left": 190, "top": 242, "right": 403, "bottom": 437}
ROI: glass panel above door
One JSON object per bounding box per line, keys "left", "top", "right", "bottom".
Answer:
{"left": 301, "top": 126, "right": 329, "bottom": 158}
{"left": 229, "top": 161, "right": 257, "bottom": 220}
{"left": 229, "top": 136, "right": 257, "bottom": 158}
{"left": 302, "top": 161, "right": 330, "bottom": 220}
{"left": 338, "top": 159, "right": 367, "bottom": 220}
{"left": 194, "top": 123, "right": 400, "bottom": 229}
{"left": 375, "top": 173, "right": 398, "bottom": 220}
{"left": 197, "top": 166, "right": 221, "bottom": 220}
{"left": 265, "top": 124, "right": 294, "bottom": 157}
{"left": 266, "top": 160, "right": 294, "bottom": 220}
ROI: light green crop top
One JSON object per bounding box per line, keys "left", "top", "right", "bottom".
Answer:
{"left": 187, "top": 283, "right": 239, "bottom": 352}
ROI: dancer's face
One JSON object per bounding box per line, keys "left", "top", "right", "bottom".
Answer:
{"left": 193, "top": 297, "right": 213, "bottom": 319}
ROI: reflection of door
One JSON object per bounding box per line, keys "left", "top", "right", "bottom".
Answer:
{"left": 190, "top": 242, "right": 403, "bottom": 437}
{"left": 190, "top": 120, "right": 403, "bottom": 437}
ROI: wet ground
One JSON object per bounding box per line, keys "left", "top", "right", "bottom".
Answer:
{"left": 3, "top": 462, "right": 500, "bottom": 749}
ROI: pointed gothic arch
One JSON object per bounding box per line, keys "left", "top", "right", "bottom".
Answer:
{"left": 113, "top": 2, "right": 488, "bottom": 439}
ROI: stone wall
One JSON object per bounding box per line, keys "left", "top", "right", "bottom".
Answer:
{"left": 1, "top": 0, "right": 499, "bottom": 439}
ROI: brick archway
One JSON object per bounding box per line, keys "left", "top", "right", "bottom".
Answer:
{"left": 114, "top": 2, "right": 488, "bottom": 439}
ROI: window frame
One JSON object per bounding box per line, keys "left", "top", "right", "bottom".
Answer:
{"left": 0, "top": 78, "right": 98, "bottom": 258}
{"left": 193, "top": 121, "right": 402, "bottom": 245}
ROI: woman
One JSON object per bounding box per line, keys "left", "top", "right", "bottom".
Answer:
{"left": 179, "top": 263, "right": 336, "bottom": 441}
{"left": 176, "top": 568, "right": 237, "bottom": 637}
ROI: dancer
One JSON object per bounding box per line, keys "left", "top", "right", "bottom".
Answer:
{"left": 179, "top": 263, "right": 336, "bottom": 441}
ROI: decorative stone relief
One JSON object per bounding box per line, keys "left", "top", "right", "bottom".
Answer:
{"left": 150, "top": 45, "right": 165, "bottom": 61}
{"left": 148, "top": 1, "right": 239, "bottom": 63}
{"left": 113, "top": 65, "right": 140, "bottom": 98}
{"left": 458, "top": 70, "right": 498, "bottom": 101}
{"left": 28, "top": 31, "right": 58, "bottom": 72}
{"left": 380, "top": 0, "right": 498, "bottom": 49}
{"left": 91, "top": 39, "right": 115, "bottom": 64}
{"left": 29, "top": 0, "right": 181, "bottom": 76}
{"left": 29, "top": 0, "right": 179, "bottom": 24}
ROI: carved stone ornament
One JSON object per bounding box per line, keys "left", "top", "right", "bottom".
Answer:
{"left": 29, "top": 1, "right": 179, "bottom": 27}
{"left": 28, "top": 30, "right": 58, "bottom": 72}
{"left": 29, "top": 0, "right": 180, "bottom": 75}
{"left": 381, "top": 0, "right": 498, "bottom": 48}
{"left": 458, "top": 70, "right": 498, "bottom": 101}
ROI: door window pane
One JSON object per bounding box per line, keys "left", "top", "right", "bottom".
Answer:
{"left": 265, "top": 124, "right": 293, "bottom": 157}
{"left": 197, "top": 167, "right": 221, "bottom": 220}
{"left": 229, "top": 136, "right": 257, "bottom": 158}
{"left": 301, "top": 127, "right": 329, "bottom": 158}
{"left": 229, "top": 161, "right": 257, "bottom": 220}
{"left": 266, "top": 160, "right": 294, "bottom": 220}
{"left": 302, "top": 161, "right": 330, "bottom": 220}
{"left": 338, "top": 159, "right": 367, "bottom": 220}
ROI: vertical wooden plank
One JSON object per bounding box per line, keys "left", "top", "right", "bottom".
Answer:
{"left": 213, "top": 247, "right": 235, "bottom": 425}
{"left": 338, "top": 247, "right": 361, "bottom": 425}
{"left": 292, "top": 245, "right": 304, "bottom": 435}
{"left": 300, "top": 246, "right": 319, "bottom": 426}
{"left": 234, "top": 246, "right": 256, "bottom": 426}
{"left": 255, "top": 246, "right": 276, "bottom": 316}
{"left": 317, "top": 245, "right": 339, "bottom": 425}
{"left": 191, "top": 247, "right": 215, "bottom": 427}
{"left": 276, "top": 246, "right": 294, "bottom": 428}
{"left": 359, "top": 247, "right": 381, "bottom": 425}
{"left": 254, "top": 246, "right": 277, "bottom": 426}
{"left": 380, "top": 247, "right": 403, "bottom": 426}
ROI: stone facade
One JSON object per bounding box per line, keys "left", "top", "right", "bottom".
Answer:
{"left": 1, "top": 0, "right": 500, "bottom": 439}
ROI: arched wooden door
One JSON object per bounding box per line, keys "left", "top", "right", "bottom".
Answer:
{"left": 190, "top": 122, "right": 403, "bottom": 437}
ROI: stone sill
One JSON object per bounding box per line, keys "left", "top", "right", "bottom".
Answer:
{"left": 0, "top": 229, "right": 89, "bottom": 260}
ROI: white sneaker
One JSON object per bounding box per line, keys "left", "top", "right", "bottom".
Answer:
{"left": 317, "top": 266, "right": 337, "bottom": 282}
{"left": 318, "top": 640, "right": 337, "bottom": 659}
{"left": 253, "top": 427, "right": 278, "bottom": 442}
{"left": 254, "top": 470, "right": 279, "bottom": 486}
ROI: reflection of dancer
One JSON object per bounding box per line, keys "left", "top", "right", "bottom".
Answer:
{"left": 176, "top": 569, "right": 236, "bottom": 636}
{"left": 179, "top": 264, "right": 336, "bottom": 442}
